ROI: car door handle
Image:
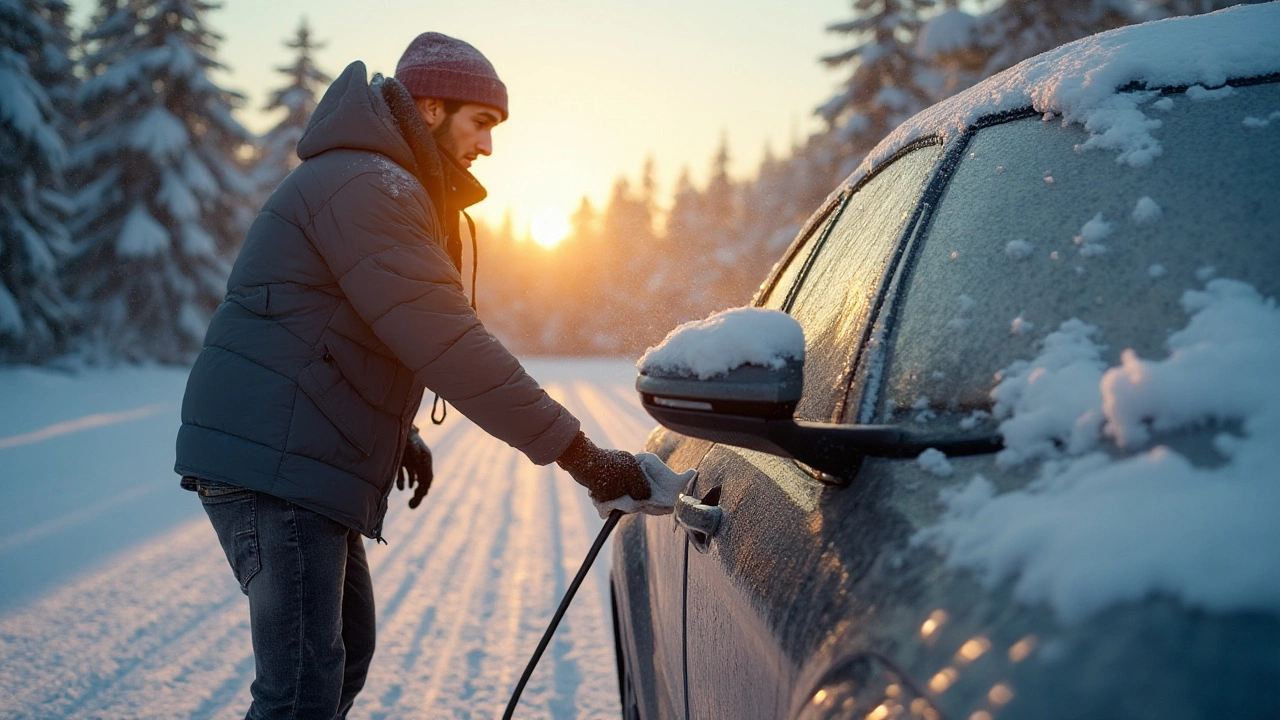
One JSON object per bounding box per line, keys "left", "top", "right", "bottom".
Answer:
{"left": 675, "top": 493, "right": 722, "bottom": 553}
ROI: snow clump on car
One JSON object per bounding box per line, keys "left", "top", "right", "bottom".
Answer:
{"left": 914, "top": 278, "right": 1280, "bottom": 622}
{"left": 638, "top": 307, "right": 804, "bottom": 380}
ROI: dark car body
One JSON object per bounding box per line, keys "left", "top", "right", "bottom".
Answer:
{"left": 609, "top": 10, "right": 1280, "bottom": 719}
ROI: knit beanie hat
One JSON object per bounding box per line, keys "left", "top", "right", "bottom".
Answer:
{"left": 395, "top": 32, "right": 509, "bottom": 120}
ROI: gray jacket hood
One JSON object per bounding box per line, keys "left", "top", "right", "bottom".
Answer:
{"left": 297, "top": 61, "right": 416, "bottom": 173}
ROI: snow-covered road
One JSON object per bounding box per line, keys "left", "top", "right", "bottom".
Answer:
{"left": 0, "top": 359, "right": 650, "bottom": 719}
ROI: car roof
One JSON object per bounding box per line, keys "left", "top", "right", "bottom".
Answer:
{"left": 838, "top": 2, "right": 1280, "bottom": 193}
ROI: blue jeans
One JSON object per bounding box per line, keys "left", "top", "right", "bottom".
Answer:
{"left": 192, "top": 478, "right": 376, "bottom": 719}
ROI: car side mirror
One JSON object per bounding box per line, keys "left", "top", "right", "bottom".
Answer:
{"left": 636, "top": 358, "right": 803, "bottom": 420}
{"left": 637, "top": 309, "right": 1001, "bottom": 477}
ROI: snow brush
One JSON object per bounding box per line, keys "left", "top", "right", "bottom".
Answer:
{"left": 502, "top": 508, "right": 623, "bottom": 720}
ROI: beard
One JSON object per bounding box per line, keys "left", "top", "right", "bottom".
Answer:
{"left": 432, "top": 113, "right": 459, "bottom": 161}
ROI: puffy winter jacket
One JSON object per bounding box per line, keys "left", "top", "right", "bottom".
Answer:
{"left": 175, "top": 61, "right": 580, "bottom": 538}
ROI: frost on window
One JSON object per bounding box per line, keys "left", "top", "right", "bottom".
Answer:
{"left": 784, "top": 145, "right": 943, "bottom": 422}
{"left": 874, "top": 80, "right": 1280, "bottom": 424}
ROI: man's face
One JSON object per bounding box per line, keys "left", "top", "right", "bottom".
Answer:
{"left": 416, "top": 98, "right": 502, "bottom": 169}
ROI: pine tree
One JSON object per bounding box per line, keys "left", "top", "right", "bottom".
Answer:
{"left": 254, "top": 17, "right": 330, "bottom": 194}
{"left": 30, "top": 1, "right": 76, "bottom": 139}
{"left": 978, "top": 0, "right": 1134, "bottom": 77}
{"left": 0, "top": 0, "right": 78, "bottom": 362}
{"left": 596, "top": 175, "right": 647, "bottom": 354}
{"left": 555, "top": 196, "right": 601, "bottom": 354}
{"left": 702, "top": 132, "right": 735, "bottom": 234}
{"left": 737, "top": 142, "right": 804, "bottom": 296}
{"left": 818, "top": 0, "right": 935, "bottom": 173}
{"left": 916, "top": 1, "right": 985, "bottom": 102}
{"left": 1140, "top": 0, "right": 1266, "bottom": 19}
{"left": 68, "top": 0, "right": 255, "bottom": 363}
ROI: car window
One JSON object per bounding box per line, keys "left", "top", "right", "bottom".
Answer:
{"left": 874, "top": 80, "right": 1280, "bottom": 424}
{"left": 784, "top": 145, "right": 944, "bottom": 422}
{"left": 757, "top": 201, "right": 841, "bottom": 311}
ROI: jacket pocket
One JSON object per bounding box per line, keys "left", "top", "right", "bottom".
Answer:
{"left": 297, "top": 348, "right": 378, "bottom": 457}
{"left": 321, "top": 330, "right": 398, "bottom": 408}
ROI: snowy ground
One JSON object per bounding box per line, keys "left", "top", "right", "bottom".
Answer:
{"left": 0, "top": 358, "right": 650, "bottom": 719}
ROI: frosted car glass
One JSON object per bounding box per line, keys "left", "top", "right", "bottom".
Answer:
{"left": 760, "top": 202, "right": 842, "bottom": 311}
{"left": 879, "top": 81, "right": 1280, "bottom": 419}
{"left": 787, "top": 145, "right": 943, "bottom": 422}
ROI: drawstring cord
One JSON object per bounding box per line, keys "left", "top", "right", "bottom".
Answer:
{"left": 465, "top": 210, "right": 478, "bottom": 312}
{"left": 430, "top": 212, "right": 479, "bottom": 426}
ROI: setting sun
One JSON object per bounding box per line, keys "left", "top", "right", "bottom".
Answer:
{"left": 529, "top": 206, "right": 570, "bottom": 247}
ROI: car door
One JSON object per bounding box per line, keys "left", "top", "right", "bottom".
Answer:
{"left": 679, "top": 143, "right": 946, "bottom": 719}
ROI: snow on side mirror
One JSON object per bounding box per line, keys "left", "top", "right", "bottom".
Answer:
{"left": 636, "top": 307, "right": 1003, "bottom": 475}
{"left": 636, "top": 308, "right": 805, "bottom": 449}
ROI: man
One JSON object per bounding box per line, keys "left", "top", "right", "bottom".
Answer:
{"left": 175, "top": 32, "right": 661, "bottom": 718}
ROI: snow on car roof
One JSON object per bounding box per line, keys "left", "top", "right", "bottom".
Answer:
{"left": 842, "top": 3, "right": 1280, "bottom": 189}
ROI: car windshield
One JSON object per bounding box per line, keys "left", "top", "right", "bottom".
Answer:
{"left": 873, "top": 79, "right": 1280, "bottom": 422}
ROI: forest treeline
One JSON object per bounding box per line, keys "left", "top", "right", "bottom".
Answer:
{"left": 0, "top": 0, "right": 1252, "bottom": 364}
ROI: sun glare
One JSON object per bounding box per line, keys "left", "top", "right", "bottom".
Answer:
{"left": 530, "top": 206, "right": 570, "bottom": 248}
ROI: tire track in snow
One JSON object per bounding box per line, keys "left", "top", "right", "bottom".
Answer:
{"left": 547, "top": 451, "right": 619, "bottom": 720}
{"left": 557, "top": 378, "right": 658, "bottom": 697}
{"left": 457, "top": 451, "right": 560, "bottom": 717}
{"left": 360, "top": 432, "right": 510, "bottom": 714}
{"left": 0, "top": 519, "right": 243, "bottom": 718}
{"left": 362, "top": 414, "right": 476, "bottom": 584}
{"left": 66, "top": 605, "right": 252, "bottom": 720}
{"left": 0, "top": 403, "right": 170, "bottom": 449}
{"left": 373, "top": 427, "right": 519, "bottom": 712}
{"left": 568, "top": 381, "right": 654, "bottom": 452}
{"left": 0, "top": 482, "right": 161, "bottom": 553}
{"left": 473, "top": 455, "right": 559, "bottom": 716}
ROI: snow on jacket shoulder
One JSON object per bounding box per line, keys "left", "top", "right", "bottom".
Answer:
{"left": 175, "top": 61, "right": 580, "bottom": 538}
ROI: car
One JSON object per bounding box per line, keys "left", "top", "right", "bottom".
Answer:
{"left": 609, "top": 5, "right": 1280, "bottom": 720}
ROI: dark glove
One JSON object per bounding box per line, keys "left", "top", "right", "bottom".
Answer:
{"left": 397, "top": 430, "right": 434, "bottom": 509}
{"left": 555, "top": 432, "right": 651, "bottom": 504}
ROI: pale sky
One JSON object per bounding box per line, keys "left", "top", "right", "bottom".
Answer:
{"left": 70, "top": 0, "right": 851, "bottom": 231}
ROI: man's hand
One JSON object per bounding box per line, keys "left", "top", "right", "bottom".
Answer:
{"left": 555, "top": 432, "right": 651, "bottom": 505}
{"left": 397, "top": 430, "right": 434, "bottom": 509}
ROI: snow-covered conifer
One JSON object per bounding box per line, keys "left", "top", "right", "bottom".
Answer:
{"left": 917, "top": 2, "right": 986, "bottom": 102}
{"left": 253, "top": 17, "right": 330, "bottom": 194}
{"left": 738, "top": 143, "right": 801, "bottom": 262}
{"left": 1140, "top": 0, "right": 1267, "bottom": 19}
{"left": 818, "top": 0, "right": 935, "bottom": 173}
{"left": 30, "top": 1, "right": 76, "bottom": 138}
{"left": 597, "top": 170, "right": 659, "bottom": 353}
{"left": 702, "top": 132, "right": 736, "bottom": 233}
{"left": 978, "top": 1, "right": 1133, "bottom": 77}
{"left": 0, "top": 0, "right": 78, "bottom": 362}
{"left": 68, "top": 0, "right": 255, "bottom": 363}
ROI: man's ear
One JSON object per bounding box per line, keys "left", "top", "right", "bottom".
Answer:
{"left": 415, "top": 97, "right": 445, "bottom": 129}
